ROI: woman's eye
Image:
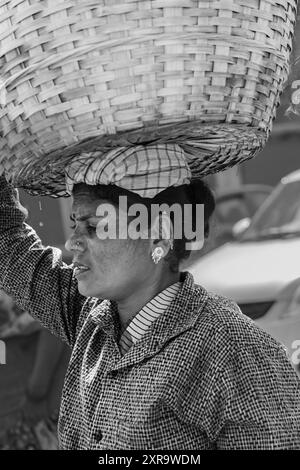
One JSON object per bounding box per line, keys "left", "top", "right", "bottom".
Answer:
{"left": 69, "top": 219, "right": 97, "bottom": 235}
{"left": 69, "top": 215, "right": 76, "bottom": 230}
{"left": 87, "top": 225, "right": 97, "bottom": 235}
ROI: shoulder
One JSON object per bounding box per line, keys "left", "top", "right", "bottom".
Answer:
{"left": 179, "top": 282, "right": 300, "bottom": 432}
{"left": 190, "top": 281, "right": 288, "bottom": 368}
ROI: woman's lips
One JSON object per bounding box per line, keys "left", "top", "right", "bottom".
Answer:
{"left": 74, "top": 266, "right": 91, "bottom": 279}
{"left": 72, "top": 262, "right": 91, "bottom": 279}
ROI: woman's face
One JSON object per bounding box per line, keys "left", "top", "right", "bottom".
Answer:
{"left": 65, "top": 189, "right": 153, "bottom": 299}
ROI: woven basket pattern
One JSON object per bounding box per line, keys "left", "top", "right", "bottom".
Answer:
{"left": 0, "top": 0, "right": 298, "bottom": 195}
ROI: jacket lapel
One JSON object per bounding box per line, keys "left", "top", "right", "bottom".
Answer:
{"left": 106, "top": 272, "right": 208, "bottom": 372}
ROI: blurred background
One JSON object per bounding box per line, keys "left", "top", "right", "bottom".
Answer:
{"left": 1, "top": 16, "right": 300, "bottom": 451}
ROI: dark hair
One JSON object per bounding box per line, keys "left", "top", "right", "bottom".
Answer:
{"left": 73, "top": 180, "right": 216, "bottom": 273}
{"left": 157, "top": 180, "right": 216, "bottom": 272}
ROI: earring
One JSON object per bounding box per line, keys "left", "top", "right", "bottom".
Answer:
{"left": 152, "top": 247, "right": 164, "bottom": 264}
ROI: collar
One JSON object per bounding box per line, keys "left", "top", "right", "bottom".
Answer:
{"left": 89, "top": 271, "right": 208, "bottom": 372}
{"left": 119, "top": 281, "right": 182, "bottom": 349}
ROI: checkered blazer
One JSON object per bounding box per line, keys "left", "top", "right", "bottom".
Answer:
{"left": 1, "top": 178, "right": 300, "bottom": 450}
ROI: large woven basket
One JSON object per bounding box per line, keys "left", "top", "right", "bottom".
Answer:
{"left": 0, "top": 0, "right": 298, "bottom": 196}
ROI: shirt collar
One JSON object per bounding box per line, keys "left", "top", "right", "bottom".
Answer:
{"left": 119, "top": 281, "right": 182, "bottom": 349}
{"left": 89, "top": 272, "right": 209, "bottom": 372}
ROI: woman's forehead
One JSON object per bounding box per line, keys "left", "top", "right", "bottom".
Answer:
{"left": 71, "top": 193, "right": 113, "bottom": 217}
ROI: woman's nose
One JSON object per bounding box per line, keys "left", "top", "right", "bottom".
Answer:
{"left": 65, "top": 235, "right": 85, "bottom": 253}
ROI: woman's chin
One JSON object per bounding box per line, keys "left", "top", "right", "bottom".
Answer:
{"left": 77, "top": 282, "right": 88, "bottom": 296}
{"left": 77, "top": 277, "right": 94, "bottom": 297}
{"left": 77, "top": 278, "right": 104, "bottom": 299}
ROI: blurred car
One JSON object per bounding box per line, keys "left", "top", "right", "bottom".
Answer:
{"left": 185, "top": 184, "right": 272, "bottom": 265}
{"left": 188, "top": 170, "right": 300, "bottom": 320}
{"left": 209, "top": 184, "right": 272, "bottom": 246}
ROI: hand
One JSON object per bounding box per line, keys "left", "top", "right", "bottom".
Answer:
{"left": 0, "top": 174, "right": 27, "bottom": 217}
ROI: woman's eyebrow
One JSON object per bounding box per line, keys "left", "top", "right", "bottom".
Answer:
{"left": 70, "top": 214, "right": 97, "bottom": 222}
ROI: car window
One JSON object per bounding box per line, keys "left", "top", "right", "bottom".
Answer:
{"left": 215, "top": 200, "right": 247, "bottom": 225}
{"left": 241, "top": 180, "right": 300, "bottom": 241}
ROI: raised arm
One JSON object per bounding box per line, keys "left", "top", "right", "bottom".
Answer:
{"left": 0, "top": 175, "right": 86, "bottom": 346}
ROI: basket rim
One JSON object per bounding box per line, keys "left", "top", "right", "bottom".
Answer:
{"left": 7, "top": 121, "right": 268, "bottom": 197}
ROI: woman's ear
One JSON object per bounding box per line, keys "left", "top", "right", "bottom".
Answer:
{"left": 149, "top": 212, "right": 174, "bottom": 256}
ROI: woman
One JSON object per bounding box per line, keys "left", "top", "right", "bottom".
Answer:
{"left": 0, "top": 143, "right": 300, "bottom": 450}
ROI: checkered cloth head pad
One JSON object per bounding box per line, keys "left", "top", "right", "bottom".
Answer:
{"left": 65, "top": 143, "right": 192, "bottom": 198}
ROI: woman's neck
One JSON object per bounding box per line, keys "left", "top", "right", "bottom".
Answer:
{"left": 117, "top": 271, "right": 180, "bottom": 332}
